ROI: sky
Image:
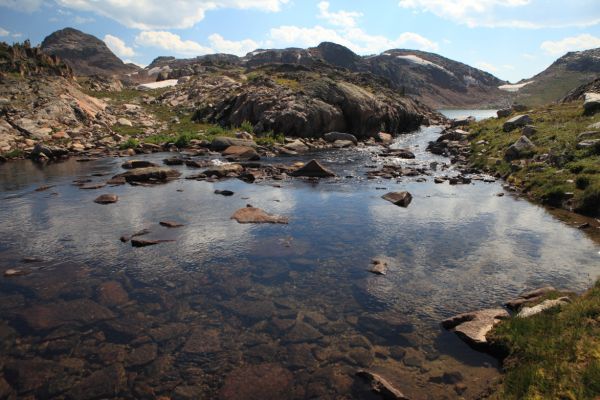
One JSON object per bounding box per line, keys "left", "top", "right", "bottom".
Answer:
{"left": 0, "top": 0, "right": 599, "bottom": 82}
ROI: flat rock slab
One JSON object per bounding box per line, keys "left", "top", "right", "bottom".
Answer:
{"left": 113, "top": 167, "right": 181, "bottom": 184}
{"left": 356, "top": 370, "right": 410, "bottom": 400}
{"left": 517, "top": 297, "right": 570, "bottom": 318}
{"left": 94, "top": 194, "right": 118, "bottom": 204}
{"left": 503, "top": 114, "right": 532, "bottom": 132}
{"left": 290, "top": 159, "right": 335, "bottom": 178}
{"left": 442, "top": 308, "right": 509, "bottom": 347}
{"left": 219, "top": 363, "right": 293, "bottom": 400}
{"left": 382, "top": 191, "right": 412, "bottom": 207}
{"left": 231, "top": 206, "right": 288, "bottom": 224}
{"left": 20, "top": 299, "right": 115, "bottom": 331}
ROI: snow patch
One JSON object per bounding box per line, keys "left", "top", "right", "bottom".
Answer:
{"left": 396, "top": 55, "right": 453, "bottom": 76}
{"left": 499, "top": 81, "right": 534, "bottom": 92}
{"left": 137, "top": 79, "right": 179, "bottom": 90}
{"left": 147, "top": 66, "right": 172, "bottom": 76}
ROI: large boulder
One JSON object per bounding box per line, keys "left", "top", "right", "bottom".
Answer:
{"left": 289, "top": 160, "right": 335, "bottom": 178}
{"left": 30, "top": 143, "right": 68, "bottom": 161}
{"left": 323, "top": 131, "right": 358, "bottom": 144}
{"left": 382, "top": 192, "right": 413, "bottom": 207}
{"left": 503, "top": 114, "right": 532, "bottom": 132}
{"left": 222, "top": 146, "right": 260, "bottom": 161}
{"left": 210, "top": 137, "right": 256, "bottom": 151}
{"left": 442, "top": 308, "right": 509, "bottom": 349}
{"left": 583, "top": 92, "right": 600, "bottom": 116}
{"left": 203, "top": 163, "right": 244, "bottom": 178}
{"left": 497, "top": 108, "right": 512, "bottom": 118}
{"left": 450, "top": 116, "right": 475, "bottom": 128}
{"left": 121, "top": 160, "right": 158, "bottom": 169}
{"left": 505, "top": 136, "right": 536, "bottom": 160}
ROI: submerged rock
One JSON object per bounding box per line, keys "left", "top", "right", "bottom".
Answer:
{"left": 215, "top": 189, "right": 234, "bottom": 196}
{"left": 19, "top": 299, "right": 115, "bottom": 330}
{"left": 356, "top": 370, "right": 409, "bottom": 400}
{"left": 382, "top": 192, "right": 412, "bottom": 207}
{"left": 66, "top": 364, "right": 126, "bottom": 400}
{"left": 441, "top": 308, "right": 509, "bottom": 349}
{"left": 231, "top": 206, "right": 288, "bottom": 224}
{"left": 131, "top": 239, "right": 175, "bottom": 247}
{"left": 290, "top": 159, "right": 335, "bottom": 178}
{"left": 159, "top": 221, "right": 184, "bottom": 228}
{"left": 219, "top": 363, "right": 293, "bottom": 400}
{"left": 94, "top": 194, "right": 118, "bottom": 204}
{"left": 368, "top": 258, "right": 387, "bottom": 275}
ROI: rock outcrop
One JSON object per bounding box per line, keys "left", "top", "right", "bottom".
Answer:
{"left": 442, "top": 308, "right": 509, "bottom": 350}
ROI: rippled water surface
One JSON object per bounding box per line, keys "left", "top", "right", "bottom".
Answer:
{"left": 0, "top": 126, "right": 598, "bottom": 399}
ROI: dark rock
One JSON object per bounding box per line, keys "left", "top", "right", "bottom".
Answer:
{"left": 97, "top": 281, "right": 129, "bottom": 306}
{"left": 497, "top": 108, "right": 512, "bottom": 118}
{"left": 159, "top": 221, "right": 184, "bottom": 228}
{"left": 113, "top": 167, "right": 181, "bottom": 184}
{"left": 121, "top": 160, "right": 158, "bottom": 169}
{"left": 522, "top": 125, "right": 537, "bottom": 137}
{"left": 231, "top": 206, "right": 288, "bottom": 224}
{"left": 131, "top": 239, "right": 174, "bottom": 247}
{"left": 94, "top": 194, "right": 118, "bottom": 204}
{"left": 576, "top": 139, "right": 600, "bottom": 149}
{"left": 215, "top": 189, "right": 234, "bottom": 196}
{"left": 120, "top": 228, "right": 150, "bottom": 243}
{"left": 429, "top": 371, "right": 464, "bottom": 384}
{"left": 504, "top": 286, "right": 557, "bottom": 310}
{"left": 4, "top": 359, "right": 64, "bottom": 394}
{"left": 584, "top": 92, "right": 600, "bottom": 116}
{"left": 380, "top": 148, "right": 415, "bottom": 159}
{"left": 382, "top": 191, "right": 412, "bottom": 207}
{"left": 284, "top": 321, "right": 323, "bottom": 343}
{"left": 324, "top": 131, "right": 358, "bottom": 144}
{"left": 183, "top": 328, "right": 221, "bottom": 354}
{"left": 31, "top": 143, "right": 68, "bottom": 161}
{"left": 163, "top": 157, "right": 184, "bottom": 166}
{"left": 450, "top": 116, "right": 475, "bottom": 128}
{"left": 290, "top": 159, "right": 335, "bottom": 178}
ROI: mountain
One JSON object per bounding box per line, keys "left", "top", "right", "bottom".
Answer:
{"left": 509, "top": 48, "right": 600, "bottom": 106}
{"left": 140, "top": 42, "right": 508, "bottom": 108}
{"left": 41, "top": 27, "right": 139, "bottom": 77}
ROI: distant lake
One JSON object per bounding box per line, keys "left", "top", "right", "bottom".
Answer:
{"left": 439, "top": 109, "right": 498, "bottom": 121}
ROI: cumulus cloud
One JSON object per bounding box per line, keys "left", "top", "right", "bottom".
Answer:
{"left": 103, "top": 34, "right": 136, "bottom": 58}
{"left": 208, "top": 34, "right": 259, "bottom": 56}
{"left": 135, "top": 31, "right": 213, "bottom": 56}
{"left": 270, "top": 25, "right": 438, "bottom": 54}
{"left": 54, "top": 0, "right": 289, "bottom": 29}
{"left": 317, "top": 1, "right": 362, "bottom": 28}
{"left": 0, "top": 0, "right": 44, "bottom": 12}
{"left": 0, "top": 27, "right": 9, "bottom": 37}
{"left": 540, "top": 34, "right": 600, "bottom": 55}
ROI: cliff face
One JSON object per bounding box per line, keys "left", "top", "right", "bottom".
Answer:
{"left": 41, "top": 28, "right": 139, "bottom": 77}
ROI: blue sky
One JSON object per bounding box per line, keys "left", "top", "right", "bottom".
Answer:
{"left": 0, "top": 0, "right": 599, "bottom": 82}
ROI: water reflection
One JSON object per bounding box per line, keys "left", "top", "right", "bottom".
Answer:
{"left": 0, "top": 126, "right": 598, "bottom": 399}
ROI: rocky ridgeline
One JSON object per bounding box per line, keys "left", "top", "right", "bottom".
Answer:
{"left": 0, "top": 41, "right": 73, "bottom": 78}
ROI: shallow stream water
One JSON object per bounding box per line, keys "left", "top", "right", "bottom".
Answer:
{"left": 0, "top": 123, "right": 598, "bottom": 399}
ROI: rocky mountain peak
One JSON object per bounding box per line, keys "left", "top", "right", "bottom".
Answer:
{"left": 41, "top": 27, "right": 139, "bottom": 77}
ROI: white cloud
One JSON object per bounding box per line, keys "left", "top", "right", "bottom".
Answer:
{"left": 521, "top": 53, "right": 536, "bottom": 60}
{"left": 0, "top": 27, "right": 9, "bottom": 37}
{"left": 73, "top": 15, "right": 94, "bottom": 24}
{"left": 0, "top": 0, "right": 44, "bottom": 12}
{"left": 208, "top": 34, "right": 259, "bottom": 56}
{"left": 135, "top": 31, "right": 213, "bottom": 56}
{"left": 104, "top": 34, "right": 136, "bottom": 58}
{"left": 540, "top": 34, "right": 600, "bottom": 55}
{"left": 397, "top": 0, "right": 599, "bottom": 28}
{"left": 54, "top": 0, "right": 289, "bottom": 29}
{"left": 317, "top": 1, "right": 362, "bottom": 28}
{"left": 269, "top": 25, "right": 438, "bottom": 54}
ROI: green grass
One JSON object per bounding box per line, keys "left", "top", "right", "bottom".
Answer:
{"left": 0, "top": 149, "right": 24, "bottom": 158}
{"left": 255, "top": 130, "right": 285, "bottom": 146}
{"left": 489, "top": 280, "right": 600, "bottom": 399}
{"left": 468, "top": 101, "right": 600, "bottom": 215}
{"left": 118, "top": 138, "right": 139, "bottom": 150}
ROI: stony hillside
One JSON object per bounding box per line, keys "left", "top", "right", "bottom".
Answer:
{"left": 41, "top": 28, "right": 139, "bottom": 77}
{"left": 511, "top": 48, "right": 600, "bottom": 106}
{"left": 140, "top": 41, "right": 509, "bottom": 108}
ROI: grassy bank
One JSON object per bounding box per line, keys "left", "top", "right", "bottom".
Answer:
{"left": 489, "top": 280, "right": 600, "bottom": 399}
{"left": 467, "top": 101, "right": 600, "bottom": 215}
